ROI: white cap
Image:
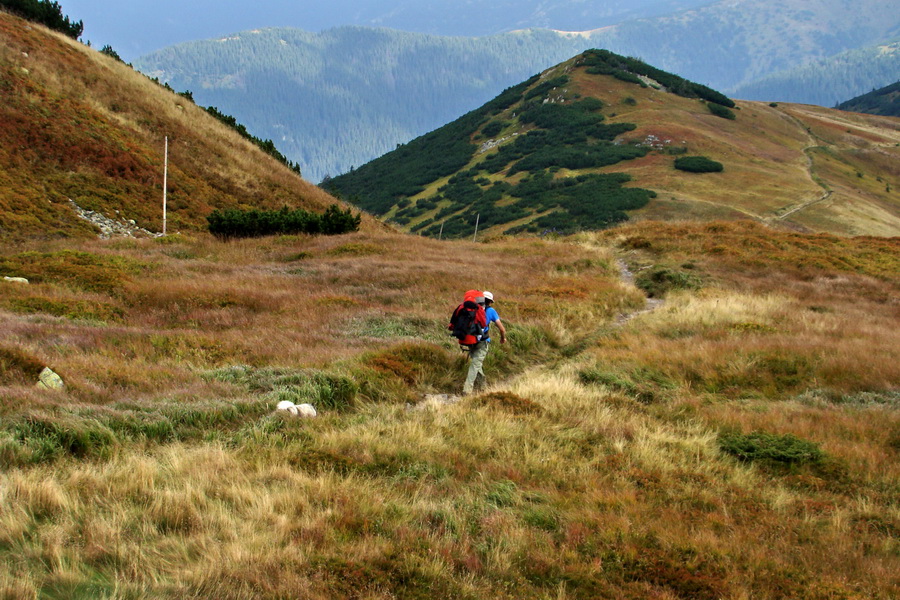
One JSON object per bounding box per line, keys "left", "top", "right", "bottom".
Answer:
{"left": 482, "top": 291, "right": 494, "bottom": 301}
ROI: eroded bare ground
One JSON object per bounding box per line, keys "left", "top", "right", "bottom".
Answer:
{"left": 614, "top": 259, "right": 664, "bottom": 323}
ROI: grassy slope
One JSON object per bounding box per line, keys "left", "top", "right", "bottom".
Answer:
{"left": 0, "top": 11, "right": 353, "bottom": 242}
{"left": 0, "top": 221, "right": 898, "bottom": 599}
{"left": 585, "top": 73, "right": 900, "bottom": 236}
{"left": 333, "top": 54, "right": 900, "bottom": 238}
{"left": 517, "top": 66, "right": 900, "bottom": 236}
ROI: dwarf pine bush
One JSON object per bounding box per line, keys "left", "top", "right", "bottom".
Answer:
{"left": 207, "top": 204, "right": 360, "bottom": 238}
{"left": 718, "top": 431, "right": 824, "bottom": 466}
{"left": 635, "top": 266, "right": 703, "bottom": 297}
{"left": 707, "top": 102, "right": 737, "bottom": 120}
{"left": 674, "top": 156, "right": 724, "bottom": 173}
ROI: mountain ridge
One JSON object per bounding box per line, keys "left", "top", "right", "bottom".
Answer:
{"left": 732, "top": 39, "right": 900, "bottom": 106}
{"left": 135, "top": 0, "right": 900, "bottom": 181}
{"left": 327, "top": 50, "right": 900, "bottom": 238}
{"left": 837, "top": 79, "right": 900, "bottom": 117}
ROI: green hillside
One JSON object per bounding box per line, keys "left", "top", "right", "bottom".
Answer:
{"left": 325, "top": 50, "right": 740, "bottom": 238}
{"left": 837, "top": 80, "right": 900, "bottom": 117}
{"left": 327, "top": 49, "right": 900, "bottom": 239}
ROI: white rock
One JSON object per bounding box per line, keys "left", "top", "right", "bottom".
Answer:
{"left": 3, "top": 276, "right": 29, "bottom": 284}
{"left": 295, "top": 403, "right": 317, "bottom": 418}
{"left": 35, "top": 367, "right": 64, "bottom": 390}
{"left": 276, "top": 400, "right": 296, "bottom": 412}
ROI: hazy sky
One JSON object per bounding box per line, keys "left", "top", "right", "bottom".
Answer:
{"left": 64, "top": 0, "right": 370, "bottom": 60}
{"left": 62, "top": 0, "right": 712, "bottom": 61}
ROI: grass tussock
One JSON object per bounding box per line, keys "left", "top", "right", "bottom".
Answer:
{"left": 0, "top": 221, "right": 898, "bottom": 597}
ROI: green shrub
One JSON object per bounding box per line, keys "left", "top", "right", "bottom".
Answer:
{"left": 635, "top": 266, "right": 702, "bottom": 297}
{"left": 719, "top": 431, "right": 825, "bottom": 465}
{"left": 674, "top": 156, "right": 724, "bottom": 173}
{"left": 707, "top": 102, "right": 736, "bottom": 120}
{"left": 207, "top": 204, "right": 361, "bottom": 239}
{"left": 524, "top": 76, "right": 570, "bottom": 101}
{"left": 613, "top": 70, "right": 644, "bottom": 86}
{"left": 100, "top": 45, "right": 123, "bottom": 62}
{"left": 481, "top": 121, "right": 506, "bottom": 138}
{"left": 719, "top": 431, "right": 824, "bottom": 466}
{"left": 580, "top": 50, "right": 735, "bottom": 108}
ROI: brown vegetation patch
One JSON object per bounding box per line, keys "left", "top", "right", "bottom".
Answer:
{"left": 364, "top": 342, "right": 461, "bottom": 392}
{"left": 468, "top": 391, "right": 543, "bottom": 415}
{"left": 605, "top": 221, "right": 900, "bottom": 279}
{"left": 0, "top": 250, "right": 141, "bottom": 295}
{"left": 0, "top": 346, "right": 45, "bottom": 385}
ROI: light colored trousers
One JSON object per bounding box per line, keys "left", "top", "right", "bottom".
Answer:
{"left": 463, "top": 341, "right": 490, "bottom": 394}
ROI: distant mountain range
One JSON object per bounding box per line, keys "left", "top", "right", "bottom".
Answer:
{"left": 134, "top": 0, "right": 900, "bottom": 181}
{"left": 136, "top": 28, "right": 590, "bottom": 182}
{"left": 732, "top": 40, "right": 900, "bottom": 106}
{"left": 72, "top": 0, "right": 711, "bottom": 60}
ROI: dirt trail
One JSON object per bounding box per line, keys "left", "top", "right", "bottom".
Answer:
{"left": 615, "top": 259, "right": 665, "bottom": 324}
{"left": 420, "top": 257, "right": 664, "bottom": 405}
{"left": 767, "top": 110, "right": 834, "bottom": 221}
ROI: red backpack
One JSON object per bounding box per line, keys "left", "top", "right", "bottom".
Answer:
{"left": 449, "top": 290, "right": 487, "bottom": 347}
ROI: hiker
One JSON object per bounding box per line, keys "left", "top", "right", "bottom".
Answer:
{"left": 462, "top": 290, "right": 507, "bottom": 395}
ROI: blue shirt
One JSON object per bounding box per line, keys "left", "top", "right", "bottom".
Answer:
{"left": 483, "top": 306, "right": 500, "bottom": 341}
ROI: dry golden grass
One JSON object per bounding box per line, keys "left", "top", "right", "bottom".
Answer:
{"left": 1, "top": 219, "right": 898, "bottom": 598}
{"left": 0, "top": 11, "right": 367, "bottom": 242}
{"left": 567, "top": 65, "right": 900, "bottom": 237}
{"left": 2, "top": 13, "right": 899, "bottom": 598}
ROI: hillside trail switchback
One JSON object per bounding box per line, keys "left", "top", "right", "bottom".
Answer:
{"left": 767, "top": 108, "right": 835, "bottom": 222}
